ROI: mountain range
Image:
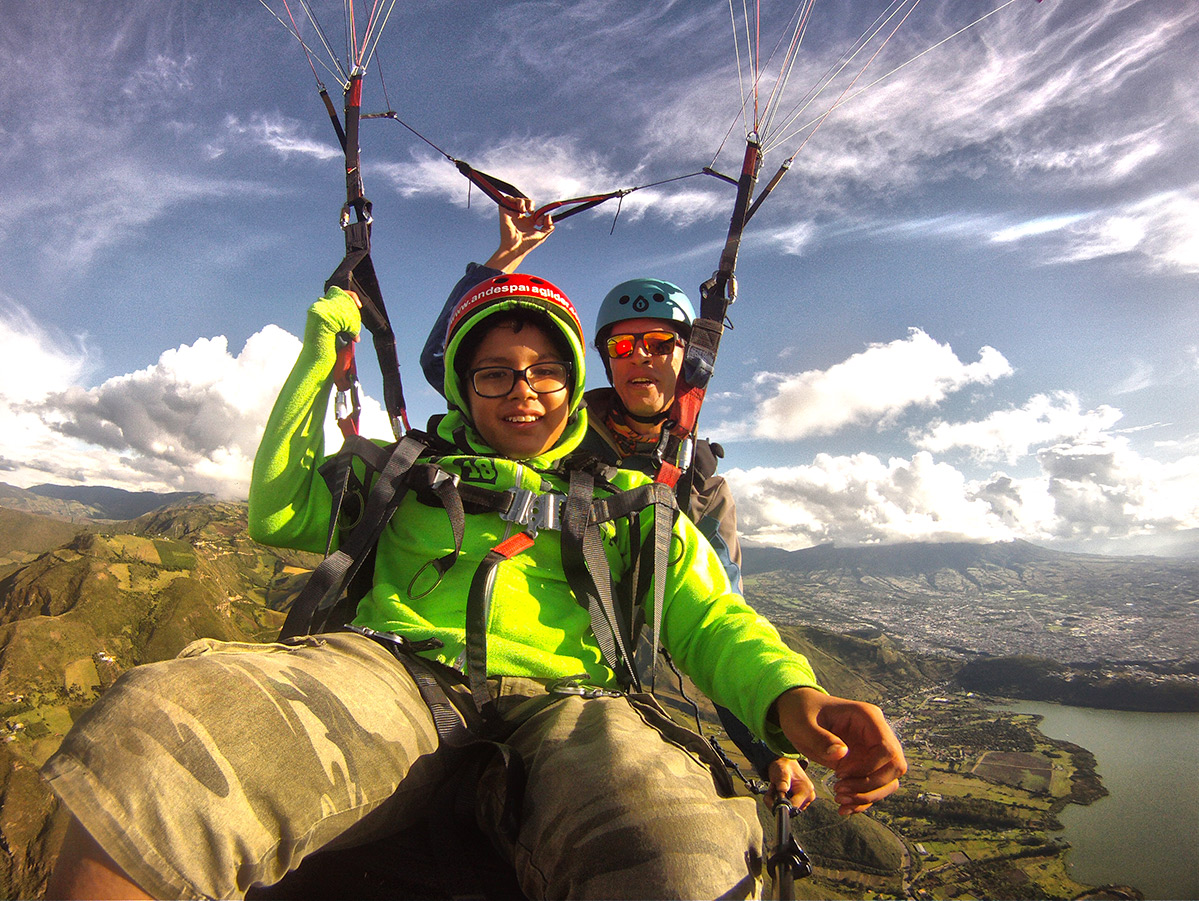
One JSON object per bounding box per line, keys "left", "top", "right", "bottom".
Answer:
{"left": 0, "top": 482, "right": 208, "bottom": 521}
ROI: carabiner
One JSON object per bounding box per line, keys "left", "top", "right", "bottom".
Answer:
{"left": 548, "top": 675, "right": 623, "bottom": 699}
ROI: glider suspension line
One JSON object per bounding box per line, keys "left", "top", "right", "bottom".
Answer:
{"left": 264, "top": 0, "right": 408, "bottom": 440}
{"left": 656, "top": 0, "right": 1041, "bottom": 494}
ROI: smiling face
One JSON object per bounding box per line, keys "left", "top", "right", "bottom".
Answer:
{"left": 607, "top": 317, "right": 685, "bottom": 421}
{"left": 465, "top": 319, "right": 571, "bottom": 460}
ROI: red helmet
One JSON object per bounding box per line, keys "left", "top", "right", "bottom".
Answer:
{"left": 446, "top": 273, "right": 583, "bottom": 348}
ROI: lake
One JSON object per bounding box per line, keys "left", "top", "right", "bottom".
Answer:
{"left": 1000, "top": 701, "right": 1199, "bottom": 900}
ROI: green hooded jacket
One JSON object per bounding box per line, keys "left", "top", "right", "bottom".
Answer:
{"left": 248, "top": 287, "right": 820, "bottom": 752}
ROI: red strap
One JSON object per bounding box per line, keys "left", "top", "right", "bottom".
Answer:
{"left": 671, "top": 386, "right": 706, "bottom": 434}
{"left": 653, "top": 384, "right": 706, "bottom": 485}
{"left": 654, "top": 461, "right": 682, "bottom": 488}
{"left": 493, "top": 532, "right": 535, "bottom": 559}
{"left": 332, "top": 337, "right": 357, "bottom": 391}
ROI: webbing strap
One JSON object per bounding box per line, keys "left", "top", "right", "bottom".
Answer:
{"left": 465, "top": 532, "right": 535, "bottom": 730}
{"left": 654, "top": 138, "right": 762, "bottom": 487}
{"left": 406, "top": 463, "right": 469, "bottom": 584}
{"left": 590, "top": 483, "right": 677, "bottom": 693}
{"left": 353, "top": 626, "right": 527, "bottom": 842}
{"left": 318, "top": 434, "right": 394, "bottom": 556}
{"left": 323, "top": 72, "right": 408, "bottom": 439}
{"left": 394, "top": 648, "right": 478, "bottom": 748}
{"left": 561, "top": 470, "right": 640, "bottom": 691}
{"left": 325, "top": 239, "right": 407, "bottom": 439}
{"left": 279, "top": 435, "right": 426, "bottom": 640}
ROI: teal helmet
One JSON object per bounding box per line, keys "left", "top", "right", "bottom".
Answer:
{"left": 594, "top": 278, "right": 695, "bottom": 347}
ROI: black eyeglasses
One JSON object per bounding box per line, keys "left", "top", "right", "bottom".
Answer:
{"left": 604, "top": 330, "right": 681, "bottom": 359}
{"left": 468, "top": 361, "right": 572, "bottom": 398}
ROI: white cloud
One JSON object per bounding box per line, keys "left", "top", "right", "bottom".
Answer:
{"left": 219, "top": 113, "right": 342, "bottom": 162}
{"left": 913, "top": 391, "right": 1123, "bottom": 465}
{"left": 1049, "top": 190, "right": 1199, "bottom": 275}
{"left": 1037, "top": 434, "right": 1199, "bottom": 541}
{"left": 0, "top": 5, "right": 269, "bottom": 269}
{"left": 121, "top": 53, "right": 197, "bottom": 102}
{"left": 1111, "top": 361, "right": 1157, "bottom": 396}
{"left": 638, "top": 2, "right": 1199, "bottom": 278}
{"left": 0, "top": 302, "right": 387, "bottom": 499}
{"left": 768, "top": 221, "right": 818, "bottom": 256}
{"left": 33, "top": 327, "right": 302, "bottom": 497}
{"left": 991, "top": 214, "right": 1089, "bottom": 244}
{"left": 725, "top": 452, "right": 1021, "bottom": 550}
{"left": 0, "top": 302, "right": 91, "bottom": 402}
{"left": 717, "top": 329, "right": 1012, "bottom": 441}
{"left": 726, "top": 434, "right": 1199, "bottom": 552}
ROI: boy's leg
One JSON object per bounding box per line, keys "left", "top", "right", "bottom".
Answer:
{"left": 485, "top": 690, "right": 763, "bottom": 900}
{"left": 42, "top": 632, "right": 447, "bottom": 901}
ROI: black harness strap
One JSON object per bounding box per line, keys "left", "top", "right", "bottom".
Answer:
{"left": 465, "top": 531, "right": 535, "bottom": 732}
{"left": 279, "top": 434, "right": 426, "bottom": 640}
{"left": 323, "top": 71, "right": 408, "bottom": 440}
{"left": 348, "top": 624, "right": 528, "bottom": 843}
{"left": 318, "top": 433, "right": 398, "bottom": 554}
{"left": 561, "top": 470, "right": 642, "bottom": 691}
{"left": 654, "top": 137, "right": 763, "bottom": 492}
{"left": 348, "top": 625, "right": 477, "bottom": 746}
{"left": 589, "top": 483, "right": 677, "bottom": 693}
{"left": 404, "top": 463, "right": 469, "bottom": 590}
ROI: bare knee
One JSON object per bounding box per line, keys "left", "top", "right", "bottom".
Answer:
{"left": 46, "top": 818, "right": 152, "bottom": 901}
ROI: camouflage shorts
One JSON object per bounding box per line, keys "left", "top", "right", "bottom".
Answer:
{"left": 42, "top": 632, "right": 762, "bottom": 900}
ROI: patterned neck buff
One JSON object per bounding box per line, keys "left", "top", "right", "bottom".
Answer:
{"left": 603, "top": 404, "right": 662, "bottom": 459}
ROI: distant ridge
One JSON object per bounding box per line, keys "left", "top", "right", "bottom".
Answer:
{"left": 0, "top": 482, "right": 211, "bottom": 521}
{"left": 743, "top": 535, "right": 1199, "bottom": 575}
{"left": 742, "top": 538, "right": 1199, "bottom": 669}
{"left": 742, "top": 539, "right": 1064, "bottom": 577}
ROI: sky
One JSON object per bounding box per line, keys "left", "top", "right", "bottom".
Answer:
{"left": 1, "top": 0, "right": 1197, "bottom": 555}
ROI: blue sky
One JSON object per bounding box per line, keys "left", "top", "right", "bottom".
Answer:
{"left": 2, "top": 0, "right": 1197, "bottom": 554}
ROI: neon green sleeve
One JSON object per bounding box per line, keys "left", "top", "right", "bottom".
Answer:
{"left": 661, "top": 512, "right": 823, "bottom": 755}
{"left": 247, "top": 287, "right": 361, "bottom": 553}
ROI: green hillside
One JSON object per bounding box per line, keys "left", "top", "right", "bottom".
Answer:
{"left": 0, "top": 501, "right": 320, "bottom": 898}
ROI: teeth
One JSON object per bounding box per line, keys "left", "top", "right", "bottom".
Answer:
{"left": 505, "top": 415, "right": 539, "bottom": 423}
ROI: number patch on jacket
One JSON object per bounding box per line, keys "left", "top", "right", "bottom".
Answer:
{"left": 460, "top": 458, "right": 499, "bottom": 485}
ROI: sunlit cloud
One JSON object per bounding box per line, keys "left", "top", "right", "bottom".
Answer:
{"left": 725, "top": 452, "right": 1024, "bottom": 550}
{"left": 0, "top": 301, "right": 382, "bottom": 498}
{"left": 219, "top": 113, "right": 343, "bottom": 161}
{"left": 715, "top": 329, "right": 1012, "bottom": 442}
{"left": 726, "top": 434, "right": 1199, "bottom": 552}
{"left": 991, "top": 214, "right": 1089, "bottom": 244}
{"left": 913, "top": 392, "right": 1123, "bottom": 465}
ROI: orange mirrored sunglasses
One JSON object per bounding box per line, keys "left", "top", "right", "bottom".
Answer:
{"left": 604, "top": 330, "right": 680, "bottom": 359}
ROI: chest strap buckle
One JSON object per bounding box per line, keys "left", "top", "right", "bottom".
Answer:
{"left": 500, "top": 488, "right": 565, "bottom": 538}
